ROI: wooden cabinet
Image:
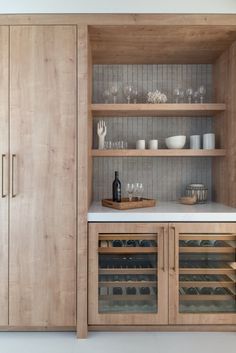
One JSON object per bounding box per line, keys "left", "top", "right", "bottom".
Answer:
{"left": 0, "top": 26, "right": 9, "bottom": 326}
{"left": 88, "top": 222, "right": 236, "bottom": 327}
{"left": 88, "top": 223, "right": 168, "bottom": 325}
{"left": 8, "top": 25, "right": 77, "bottom": 327}
{"left": 169, "top": 223, "right": 236, "bottom": 325}
{"left": 0, "top": 25, "right": 77, "bottom": 327}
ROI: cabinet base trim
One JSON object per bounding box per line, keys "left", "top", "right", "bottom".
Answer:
{"left": 89, "top": 325, "right": 236, "bottom": 332}
{"left": 0, "top": 326, "right": 75, "bottom": 332}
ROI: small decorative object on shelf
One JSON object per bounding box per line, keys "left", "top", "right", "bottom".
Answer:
{"left": 173, "top": 87, "right": 184, "bottom": 103}
{"left": 123, "top": 84, "right": 133, "bottom": 104}
{"left": 179, "top": 195, "right": 197, "bottom": 205}
{"left": 110, "top": 85, "right": 118, "bottom": 104}
{"left": 104, "top": 140, "right": 128, "bottom": 149}
{"left": 165, "top": 135, "right": 186, "bottom": 149}
{"left": 147, "top": 90, "right": 167, "bottom": 104}
{"left": 101, "top": 198, "right": 156, "bottom": 210}
{"left": 126, "top": 183, "right": 135, "bottom": 201}
{"left": 148, "top": 139, "right": 158, "bottom": 150}
{"left": 112, "top": 171, "right": 121, "bottom": 202}
{"left": 103, "top": 89, "right": 110, "bottom": 103}
{"left": 132, "top": 87, "right": 138, "bottom": 103}
{"left": 185, "top": 183, "right": 208, "bottom": 203}
{"left": 186, "top": 88, "right": 193, "bottom": 103}
{"left": 203, "top": 133, "right": 215, "bottom": 149}
{"left": 97, "top": 120, "right": 107, "bottom": 150}
{"left": 190, "top": 135, "right": 201, "bottom": 149}
{"left": 136, "top": 139, "right": 146, "bottom": 150}
{"left": 198, "top": 85, "right": 206, "bottom": 103}
{"left": 193, "top": 91, "right": 199, "bottom": 103}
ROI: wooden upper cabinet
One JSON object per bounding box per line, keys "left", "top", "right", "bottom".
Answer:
{"left": 9, "top": 26, "right": 77, "bottom": 327}
{"left": 0, "top": 26, "right": 9, "bottom": 326}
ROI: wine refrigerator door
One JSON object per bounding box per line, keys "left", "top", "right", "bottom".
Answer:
{"left": 88, "top": 223, "right": 168, "bottom": 325}
{"left": 169, "top": 223, "right": 236, "bottom": 325}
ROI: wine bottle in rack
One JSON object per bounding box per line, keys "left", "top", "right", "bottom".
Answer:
{"left": 112, "top": 171, "right": 121, "bottom": 202}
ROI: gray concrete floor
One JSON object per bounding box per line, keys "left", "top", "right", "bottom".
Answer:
{"left": 0, "top": 332, "right": 235, "bottom": 353}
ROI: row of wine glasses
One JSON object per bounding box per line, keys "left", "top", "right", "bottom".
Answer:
{"left": 104, "top": 140, "right": 128, "bottom": 149}
{"left": 126, "top": 183, "right": 143, "bottom": 201}
{"left": 173, "top": 86, "right": 206, "bottom": 103}
{"left": 103, "top": 85, "right": 138, "bottom": 104}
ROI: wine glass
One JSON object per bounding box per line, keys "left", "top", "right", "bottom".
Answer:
{"left": 103, "top": 89, "right": 110, "bottom": 103}
{"left": 173, "top": 88, "right": 180, "bottom": 103}
{"left": 198, "top": 85, "right": 206, "bottom": 103}
{"left": 110, "top": 85, "right": 118, "bottom": 104}
{"left": 179, "top": 88, "right": 185, "bottom": 103}
{"left": 173, "top": 88, "right": 184, "bottom": 103}
{"left": 186, "top": 88, "right": 193, "bottom": 103}
{"left": 126, "top": 183, "right": 135, "bottom": 201}
{"left": 135, "top": 183, "right": 144, "bottom": 201}
{"left": 132, "top": 88, "right": 138, "bottom": 104}
{"left": 124, "top": 85, "right": 133, "bottom": 104}
{"left": 193, "top": 91, "right": 199, "bottom": 103}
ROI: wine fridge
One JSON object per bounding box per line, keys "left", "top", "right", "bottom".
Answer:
{"left": 169, "top": 223, "right": 236, "bottom": 325}
{"left": 88, "top": 223, "right": 168, "bottom": 325}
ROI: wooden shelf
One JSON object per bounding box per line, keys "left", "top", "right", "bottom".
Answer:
{"left": 99, "top": 268, "right": 156, "bottom": 275}
{"left": 98, "top": 247, "right": 157, "bottom": 254}
{"left": 91, "top": 103, "right": 226, "bottom": 117}
{"left": 92, "top": 149, "right": 226, "bottom": 157}
{"left": 179, "top": 247, "right": 235, "bottom": 254}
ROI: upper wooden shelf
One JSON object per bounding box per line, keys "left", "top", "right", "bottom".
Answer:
{"left": 92, "top": 149, "right": 226, "bottom": 157}
{"left": 91, "top": 103, "right": 226, "bottom": 117}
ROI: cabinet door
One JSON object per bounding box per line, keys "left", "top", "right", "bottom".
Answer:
{"left": 89, "top": 223, "right": 168, "bottom": 325}
{"left": 9, "top": 26, "right": 76, "bottom": 327}
{"left": 169, "top": 223, "right": 236, "bottom": 325}
{"left": 0, "top": 26, "right": 9, "bottom": 326}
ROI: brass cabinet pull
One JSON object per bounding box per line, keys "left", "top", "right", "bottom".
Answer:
{"left": 1, "top": 154, "right": 7, "bottom": 198}
{"left": 11, "top": 154, "right": 16, "bottom": 198}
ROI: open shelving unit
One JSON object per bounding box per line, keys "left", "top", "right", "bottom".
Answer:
{"left": 92, "top": 149, "right": 226, "bottom": 157}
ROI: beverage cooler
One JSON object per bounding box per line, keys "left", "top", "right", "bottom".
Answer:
{"left": 88, "top": 223, "right": 168, "bottom": 325}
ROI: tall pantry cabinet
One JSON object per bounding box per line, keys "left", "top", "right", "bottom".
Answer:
{"left": 0, "top": 26, "right": 77, "bottom": 327}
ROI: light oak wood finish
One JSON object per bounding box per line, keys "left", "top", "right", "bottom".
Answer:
{"left": 88, "top": 223, "right": 168, "bottom": 325}
{"left": 92, "top": 149, "right": 226, "bottom": 157}
{"left": 91, "top": 103, "right": 226, "bottom": 117}
{"left": 89, "top": 25, "right": 236, "bottom": 64}
{"left": 89, "top": 324, "right": 236, "bottom": 332}
{"left": 0, "top": 14, "right": 236, "bottom": 26}
{"left": 169, "top": 223, "right": 236, "bottom": 325}
{"left": 0, "top": 26, "right": 9, "bottom": 326}
{"left": 77, "top": 25, "right": 91, "bottom": 339}
{"left": 9, "top": 26, "right": 77, "bottom": 327}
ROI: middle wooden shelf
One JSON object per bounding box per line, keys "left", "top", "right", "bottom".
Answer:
{"left": 91, "top": 103, "right": 226, "bottom": 117}
{"left": 92, "top": 149, "right": 226, "bottom": 157}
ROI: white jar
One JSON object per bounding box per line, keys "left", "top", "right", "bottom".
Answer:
{"left": 203, "top": 133, "right": 215, "bottom": 149}
{"left": 136, "top": 140, "right": 146, "bottom": 150}
{"left": 190, "top": 135, "right": 201, "bottom": 149}
{"left": 148, "top": 139, "right": 158, "bottom": 150}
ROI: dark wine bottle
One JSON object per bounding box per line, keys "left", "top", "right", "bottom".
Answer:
{"left": 112, "top": 171, "right": 121, "bottom": 202}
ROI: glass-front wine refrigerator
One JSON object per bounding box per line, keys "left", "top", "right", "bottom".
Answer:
{"left": 88, "top": 223, "right": 168, "bottom": 325}
{"left": 169, "top": 223, "right": 236, "bottom": 325}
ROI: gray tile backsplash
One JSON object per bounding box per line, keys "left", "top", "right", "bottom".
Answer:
{"left": 92, "top": 64, "right": 213, "bottom": 202}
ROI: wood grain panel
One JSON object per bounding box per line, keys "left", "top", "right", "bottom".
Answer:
{"left": 9, "top": 26, "right": 77, "bottom": 327}
{"left": 0, "top": 26, "right": 9, "bottom": 326}
{"left": 77, "top": 25, "right": 90, "bottom": 339}
{"left": 90, "top": 26, "right": 236, "bottom": 64}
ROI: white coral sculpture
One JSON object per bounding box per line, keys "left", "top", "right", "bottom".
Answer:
{"left": 147, "top": 90, "right": 167, "bottom": 104}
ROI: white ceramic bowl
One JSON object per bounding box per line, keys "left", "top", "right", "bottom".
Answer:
{"left": 165, "top": 135, "right": 186, "bottom": 149}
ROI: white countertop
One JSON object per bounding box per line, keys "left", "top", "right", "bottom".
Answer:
{"left": 87, "top": 201, "right": 236, "bottom": 222}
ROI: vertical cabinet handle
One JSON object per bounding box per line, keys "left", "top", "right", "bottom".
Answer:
{"left": 162, "top": 227, "right": 166, "bottom": 272}
{"left": 170, "top": 226, "right": 176, "bottom": 271}
{"left": 11, "top": 154, "right": 16, "bottom": 198}
{"left": 1, "top": 154, "right": 7, "bottom": 198}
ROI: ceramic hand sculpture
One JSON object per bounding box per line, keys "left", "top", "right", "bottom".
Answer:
{"left": 97, "top": 120, "right": 107, "bottom": 149}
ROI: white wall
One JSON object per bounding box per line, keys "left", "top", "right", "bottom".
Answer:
{"left": 0, "top": 0, "right": 236, "bottom": 14}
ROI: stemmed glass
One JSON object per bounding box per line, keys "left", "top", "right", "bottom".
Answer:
{"left": 110, "top": 85, "right": 118, "bottom": 104}
{"left": 198, "top": 85, "right": 206, "bottom": 103}
{"left": 186, "top": 88, "right": 193, "bottom": 103}
{"left": 173, "top": 88, "right": 184, "bottom": 103}
{"left": 126, "top": 183, "right": 135, "bottom": 201}
{"left": 193, "top": 91, "right": 199, "bottom": 103}
{"left": 124, "top": 85, "right": 133, "bottom": 104}
{"left": 135, "top": 183, "right": 144, "bottom": 201}
{"left": 103, "top": 89, "right": 110, "bottom": 104}
{"left": 132, "top": 88, "right": 138, "bottom": 104}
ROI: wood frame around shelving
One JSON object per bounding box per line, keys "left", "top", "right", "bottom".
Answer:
{"left": 92, "top": 149, "right": 226, "bottom": 157}
{"left": 91, "top": 103, "right": 226, "bottom": 117}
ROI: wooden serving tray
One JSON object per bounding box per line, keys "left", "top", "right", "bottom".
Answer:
{"left": 102, "top": 198, "right": 156, "bottom": 210}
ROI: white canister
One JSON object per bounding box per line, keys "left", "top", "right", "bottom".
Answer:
{"left": 203, "top": 133, "right": 215, "bottom": 149}
{"left": 148, "top": 139, "right": 158, "bottom": 150}
{"left": 190, "top": 135, "right": 201, "bottom": 149}
{"left": 136, "top": 140, "right": 146, "bottom": 150}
